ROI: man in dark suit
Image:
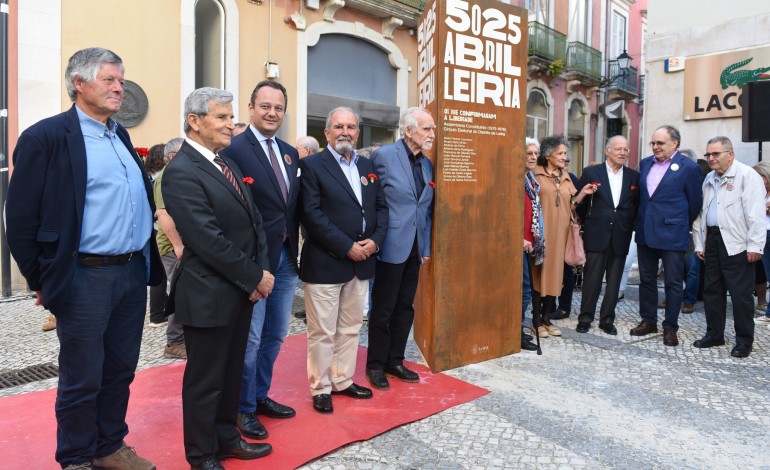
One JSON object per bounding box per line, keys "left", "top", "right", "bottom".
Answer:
{"left": 162, "top": 87, "right": 273, "bottom": 470}
{"left": 365, "top": 107, "right": 435, "bottom": 391}
{"left": 632, "top": 125, "right": 703, "bottom": 346}
{"left": 299, "top": 107, "right": 388, "bottom": 414}
{"left": 575, "top": 136, "right": 640, "bottom": 335}
{"left": 6, "top": 47, "right": 163, "bottom": 470}
{"left": 221, "top": 81, "right": 300, "bottom": 439}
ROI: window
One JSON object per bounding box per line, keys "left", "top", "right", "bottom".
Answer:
{"left": 610, "top": 10, "right": 627, "bottom": 60}
{"left": 526, "top": 89, "right": 549, "bottom": 141}
{"left": 195, "top": 0, "right": 225, "bottom": 89}
{"left": 567, "top": 100, "right": 585, "bottom": 174}
{"left": 568, "top": 0, "right": 589, "bottom": 44}
{"left": 525, "top": 0, "right": 550, "bottom": 25}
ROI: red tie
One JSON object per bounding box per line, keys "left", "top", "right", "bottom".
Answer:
{"left": 266, "top": 139, "right": 289, "bottom": 204}
{"left": 213, "top": 156, "right": 243, "bottom": 199}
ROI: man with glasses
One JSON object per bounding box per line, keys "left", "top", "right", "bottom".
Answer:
{"left": 631, "top": 125, "right": 702, "bottom": 346}
{"left": 222, "top": 81, "right": 301, "bottom": 439}
{"left": 691, "top": 136, "right": 765, "bottom": 358}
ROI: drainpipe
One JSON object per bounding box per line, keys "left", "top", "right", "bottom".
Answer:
{"left": 0, "top": 0, "right": 12, "bottom": 297}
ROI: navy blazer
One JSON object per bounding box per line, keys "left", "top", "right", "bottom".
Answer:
{"left": 635, "top": 151, "right": 703, "bottom": 252}
{"left": 162, "top": 141, "right": 270, "bottom": 327}
{"left": 576, "top": 164, "right": 640, "bottom": 256}
{"left": 298, "top": 148, "right": 388, "bottom": 284}
{"left": 221, "top": 129, "right": 300, "bottom": 273}
{"left": 371, "top": 140, "right": 434, "bottom": 264}
{"left": 6, "top": 105, "right": 163, "bottom": 313}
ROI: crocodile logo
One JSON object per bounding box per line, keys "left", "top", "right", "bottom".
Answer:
{"left": 720, "top": 57, "right": 770, "bottom": 90}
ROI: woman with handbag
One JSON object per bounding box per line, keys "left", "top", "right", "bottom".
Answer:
{"left": 530, "top": 135, "right": 597, "bottom": 338}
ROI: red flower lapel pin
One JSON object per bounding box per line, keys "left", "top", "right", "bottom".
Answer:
{"left": 428, "top": 181, "right": 436, "bottom": 188}
{"left": 630, "top": 185, "right": 638, "bottom": 190}
{"left": 134, "top": 147, "right": 149, "bottom": 158}
{"left": 242, "top": 177, "right": 254, "bottom": 185}
{"left": 368, "top": 173, "right": 378, "bottom": 183}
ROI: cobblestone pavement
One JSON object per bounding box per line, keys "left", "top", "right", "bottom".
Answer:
{"left": 1, "top": 278, "right": 769, "bottom": 469}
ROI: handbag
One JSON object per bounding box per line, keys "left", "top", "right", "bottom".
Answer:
{"left": 564, "top": 210, "right": 586, "bottom": 267}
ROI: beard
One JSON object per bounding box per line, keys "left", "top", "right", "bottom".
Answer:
{"left": 422, "top": 140, "right": 433, "bottom": 152}
{"left": 335, "top": 140, "right": 354, "bottom": 155}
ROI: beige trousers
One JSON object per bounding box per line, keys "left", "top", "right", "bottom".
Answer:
{"left": 304, "top": 277, "right": 367, "bottom": 396}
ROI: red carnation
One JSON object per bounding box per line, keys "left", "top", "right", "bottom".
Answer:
{"left": 368, "top": 173, "right": 378, "bottom": 183}
{"left": 242, "top": 177, "right": 254, "bottom": 185}
{"left": 134, "top": 147, "right": 149, "bottom": 158}
{"left": 630, "top": 185, "right": 638, "bottom": 190}
{"left": 591, "top": 181, "right": 601, "bottom": 186}
{"left": 428, "top": 181, "right": 436, "bottom": 188}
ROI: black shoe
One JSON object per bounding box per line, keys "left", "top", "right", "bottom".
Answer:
{"left": 366, "top": 369, "right": 390, "bottom": 390}
{"left": 312, "top": 393, "right": 333, "bottom": 413}
{"left": 294, "top": 311, "right": 306, "bottom": 319}
{"left": 385, "top": 364, "right": 420, "bottom": 383}
{"left": 192, "top": 456, "right": 224, "bottom": 470}
{"left": 332, "top": 383, "right": 373, "bottom": 399}
{"left": 599, "top": 323, "right": 617, "bottom": 335}
{"left": 576, "top": 322, "right": 591, "bottom": 333}
{"left": 256, "top": 397, "right": 295, "bottom": 419}
{"left": 730, "top": 344, "right": 752, "bottom": 358}
{"left": 216, "top": 439, "right": 272, "bottom": 460}
{"left": 237, "top": 412, "right": 267, "bottom": 440}
{"left": 522, "top": 329, "right": 533, "bottom": 342}
{"left": 692, "top": 336, "right": 725, "bottom": 348}
{"left": 549, "top": 309, "right": 570, "bottom": 320}
{"left": 521, "top": 339, "right": 538, "bottom": 351}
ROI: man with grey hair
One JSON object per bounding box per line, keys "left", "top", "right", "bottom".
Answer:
{"left": 6, "top": 47, "right": 163, "bottom": 469}
{"left": 162, "top": 87, "right": 274, "bottom": 468}
{"left": 299, "top": 107, "right": 388, "bottom": 413}
{"left": 297, "top": 135, "right": 320, "bottom": 158}
{"left": 692, "top": 136, "right": 766, "bottom": 358}
{"left": 152, "top": 137, "right": 186, "bottom": 359}
{"left": 365, "top": 107, "right": 435, "bottom": 390}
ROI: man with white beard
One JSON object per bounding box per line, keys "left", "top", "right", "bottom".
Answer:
{"left": 298, "top": 107, "right": 388, "bottom": 414}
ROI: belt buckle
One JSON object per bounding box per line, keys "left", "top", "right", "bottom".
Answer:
{"left": 126, "top": 252, "right": 134, "bottom": 263}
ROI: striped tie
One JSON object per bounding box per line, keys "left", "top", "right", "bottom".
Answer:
{"left": 213, "top": 156, "right": 243, "bottom": 199}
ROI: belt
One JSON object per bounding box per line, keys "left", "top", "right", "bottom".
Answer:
{"left": 706, "top": 226, "right": 720, "bottom": 234}
{"left": 78, "top": 251, "right": 140, "bottom": 267}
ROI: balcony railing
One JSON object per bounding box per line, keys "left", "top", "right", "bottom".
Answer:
{"left": 566, "top": 41, "right": 602, "bottom": 79}
{"left": 528, "top": 22, "right": 567, "bottom": 62}
{"left": 607, "top": 60, "right": 638, "bottom": 95}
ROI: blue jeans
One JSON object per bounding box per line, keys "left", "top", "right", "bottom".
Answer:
{"left": 683, "top": 251, "right": 701, "bottom": 305}
{"left": 239, "top": 245, "right": 299, "bottom": 413}
{"left": 638, "top": 245, "right": 685, "bottom": 331}
{"left": 55, "top": 254, "right": 147, "bottom": 466}
{"left": 763, "top": 230, "right": 770, "bottom": 318}
{"left": 522, "top": 254, "right": 531, "bottom": 321}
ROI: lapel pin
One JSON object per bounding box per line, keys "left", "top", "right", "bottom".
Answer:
{"left": 670, "top": 163, "right": 680, "bottom": 171}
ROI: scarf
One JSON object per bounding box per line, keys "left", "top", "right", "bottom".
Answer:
{"left": 525, "top": 171, "right": 546, "bottom": 265}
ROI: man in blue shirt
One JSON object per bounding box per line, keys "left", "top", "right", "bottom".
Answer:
{"left": 6, "top": 48, "right": 163, "bottom": 470}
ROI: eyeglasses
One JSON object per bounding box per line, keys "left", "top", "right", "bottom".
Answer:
{"left": 649, "top": 141, "right": 671, "bottom": 147}
{"left": 703, "top": 150, "right": 731, "bottom": 159}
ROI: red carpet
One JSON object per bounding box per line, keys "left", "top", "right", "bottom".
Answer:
{"left": 0, "top": 334, "right": 488, "bottom": 469}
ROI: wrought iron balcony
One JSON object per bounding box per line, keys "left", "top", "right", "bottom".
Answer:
{"left": 528, "top": 22, "right": 567, "bottom": 63}
{"left": 607, "top": 60, "right": 638, "bottom": 95}
{"left": 566, "top": 41, "right": 602, "bottom": 80}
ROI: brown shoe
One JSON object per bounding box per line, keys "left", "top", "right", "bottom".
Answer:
{"left": 629, "top": 321, "right": 658, "bottom": 336}
{"left": 42, "top": 314, "right": 57, "bottom": 332}
{"left": 92, "top": 442, "right": 155, "bottom": 470}
{"left": 681, "top": 303, "right": 694, "bottom": 314}
{"left": 663, "top": 329, "right": 679, "bottom": 346}
{"left": 163, "top": 343, "right": 187, "bottom": 359}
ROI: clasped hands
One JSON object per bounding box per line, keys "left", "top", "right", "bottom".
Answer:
{"left": 249, "top": 270, "right": 275, "bottom": 302}
{"left": 347, "top": 239, "right": 377, "bottom": 261}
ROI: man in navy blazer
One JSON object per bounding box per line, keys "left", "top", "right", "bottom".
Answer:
{"left": 221, "top": 81, "right": 301, "bottom": 439}
{"left": 6, "top": 48, "right": 163, "bottom": 469}
{"left": 365, "top": 107, "right": 435, "bottom": 390}
{"left": 299, "top": 107, "right": 388, "bottom": 414}
{"left": 631, "top": 125, "right": 703, "bottom": 346}
{"left": 575, "top": 136, "right": 640, "bottom": 335}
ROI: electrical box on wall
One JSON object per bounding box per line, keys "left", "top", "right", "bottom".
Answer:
{"left": 265, "top": 61, "right": 280, "bottom": 79}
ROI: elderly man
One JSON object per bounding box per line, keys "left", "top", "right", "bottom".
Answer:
{"left": 221, "top": 81, "right": 301, "bottom": 440}
{"left": 692, "top": 136, "right": 766, "bottom": 358}
{"left": 153, "top": 137, "right": 186, "bottom": 359}
{"left": 632, "top": 125, "right": 703, "bottom": 346}
{"left": 6, "top": 48, "right": 163, "bottom": 470}
{"left": 297, "top": 135, "right": 320, "bottom": 159}
{"left": 365, "top": 107, "right": 435, "bottom": 390}
{"left": 299, "top": 107, "right": 388, "bottom": 413}
{"left": 575, "top": 136, "right": 640, "bottom": 335}
{"left": 162, "top": 88, "right": 274, "bottom": 469}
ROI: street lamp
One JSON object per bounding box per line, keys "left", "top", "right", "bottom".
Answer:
{"left": 598, "top": 49, "right": 633, "bottom": 88}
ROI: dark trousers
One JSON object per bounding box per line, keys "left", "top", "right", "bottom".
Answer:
{"left": 54, "top": 254, "right": 147, "bottom": 467}
{"left": 556, "top": 263, "right": 574, "bottom": 313}
{"left": 702, "top": 230, "right": 755, "bottom": 347}
{"left": 579, "top": 244, "right": 626, "bottom": 326}
{"left": 367, "top": 238, "right": 421, "bottom": 371}
{"left": 148, "top": 269, "right": 168, "bottom": 323}
{"left": 638, "top": 244, "right": 685, "bottom": 330}
{"left": 182, "top": 305, "right": 253, "bottom": 466}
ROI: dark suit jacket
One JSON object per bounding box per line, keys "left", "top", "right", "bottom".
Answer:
{"left": 162, "top": 141, "right": 270, "bottom": 327}
{"left": 6, "top": 105, "right": 163, "bottom": 313}
{"left": 576, "top": 164, "right": 640, "bottom": 256}
{"left": 636, "top": 151, "right": 703, "bottom": 252}
{"left": 299, "top": 148, "right": 388, "bottom": 284}
{"left": 221, "top": 130, "right": 300, "bottom": 273}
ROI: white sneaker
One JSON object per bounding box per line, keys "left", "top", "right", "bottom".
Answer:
{"left": 755, "top": 316, "right": 770, "bottom": 324}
